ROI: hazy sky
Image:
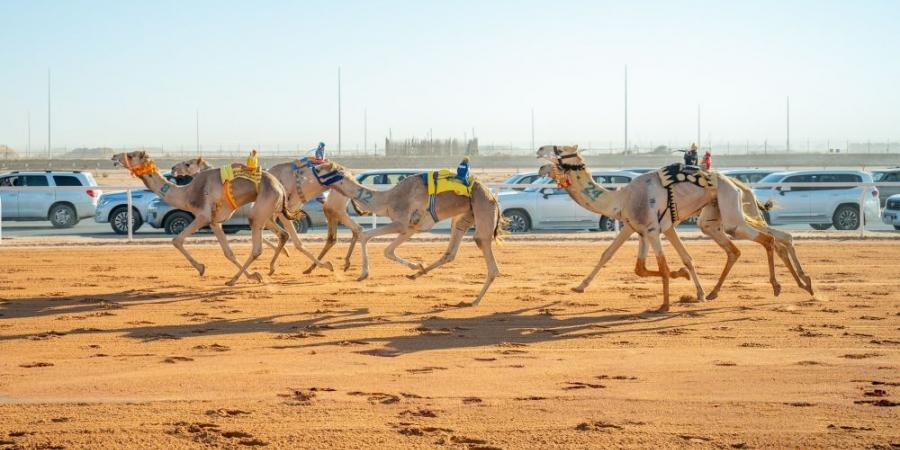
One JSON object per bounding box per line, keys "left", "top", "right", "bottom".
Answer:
{"left": 1, "top": 0, "right": 898, "bottom": 152}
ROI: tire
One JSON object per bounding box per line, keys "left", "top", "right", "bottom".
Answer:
{"left": 809, "top": 223, "right": 833, "bottom": 231}
{"left": 503, "top": 210, "right": 531, "bottom": 233}
{"left": 223, "top": 227, "right": 241, "bottom": 235}
{"left": 293, "top": 217, "right": 311, "bottom": 234}
{"left": 164, "top": 211, "right": 194, "bottom": 235}
{"left": 894, "top": 225, "right": 900, "bottom": 231}
{"left": 49, "top": 203, "right": 78, "bottom": 228}
{"left": 109, "top": 206, "right": 143, "bottom": 235}
{"left": 598, "top": 216, "right": 618, "bottom": 232}
{"left": 832, "top": 204, "right": 860, "bottom": 230}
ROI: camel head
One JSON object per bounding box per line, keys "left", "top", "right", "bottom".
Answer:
{"left": 537, "top": 145, "right": 585, "bottom": 170}
{"left": 171, "top": 157, "right": 210, "bottom": 177}
{"left": 112, "top": 150, "right": 157, "bottom": 177}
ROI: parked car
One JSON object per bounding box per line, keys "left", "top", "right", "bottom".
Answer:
{"left": 500, "top": 171, "right": 540, "bottom": 191}
{"left": 622, "top": 167, "right": 655, "bottom": 174}
{"left": 881, "top": 194, "right": 900, "bottom": 230}
{"left": 498, "top": 171, "right": 638, "bottom": 232}
{"left": 720, "top": 168, "right": 778, "bottom": 185}
{"left": 752, "top": 170, "right": 880, "bottom": 230}
{"left": 146, "top": 195, "right": 326, "bottom": 235}
{"left": 0, "top": 170, "right": 100, "bottom": 228}
{"left": 94, "top": 173, "right": 182, "bottom": 234}
{"left": 871, "top": 168, "right": 900, "bottom": 206}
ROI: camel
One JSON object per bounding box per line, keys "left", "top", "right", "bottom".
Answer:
{"left": 536, "top": 145, "right": 813, "bottom": 312}
{"left": 172, "top": 156, "right": 365, "bottom": 275}
{"left": 112, "top": 151, "right": 331, "bottom": 285}
{"left": 309, "top": 160, "right": 503, "bottom": 305}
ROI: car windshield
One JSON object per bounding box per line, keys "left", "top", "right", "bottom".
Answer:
{"left": 758, "top": 173, "right": 786, "bottom": 184}
{"left": 872, "top": 171, "right": 888, "bottom": 181}
{"left": 524, "top": 177, "right": 554, "bottom": 192}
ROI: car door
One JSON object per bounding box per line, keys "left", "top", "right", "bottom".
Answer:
{"left": 535, "top": 185, "right": 576, "bottom": 225}
{"left": 772, "top": 174, "right": 812, "bottom": 222}
{"left": 572, "top": 175, "right": 609, "bottom": 222}
{"left": 0, "top": 175, "right": 21, "bottom": 218}
{"left": 19, "top": 175, "right": 53, "bottom": 219}
{"left": 880, "top": 172, "right": 900, "bottom": 206}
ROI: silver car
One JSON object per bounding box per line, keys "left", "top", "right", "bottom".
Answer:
{"left": 0, "top": 171, "right": 100, "bottom": 228}
{"left": 720, "top": 168, "right": 778, "bottom": 185}
{"left": 500, "top": 171, "right": 540, "bottom": 191}
{"left": 872, "top": 168, "right": 900, "bottom": 206}
{"left": 753, "top": 170, "right": 880, "bottom": 230}
{"left": 498, "top": 171, "right": 638, "bottom": 232}
{"left": 146, "top": 195, "right": 327, "bottom": 235}
{"left": 94, "top": 173, "right": 181, "bottom": 234}
{"left": 881, "top": 194, "right": 900, "bottom": 230}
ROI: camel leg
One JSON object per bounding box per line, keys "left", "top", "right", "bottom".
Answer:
{"left": 471, "top": 219, "right": 499, "bottom": 307}
{"left": 209, "top": 222, "right": 247, "bottom": 275}
{"left": 573, "top": 225, "right": 634, "bottom": 292}
{"left": 265, "top": 219, "right": 291, "bottom": 257}
{"left": 634, "top": 236, "right": 690, "bottom": 280}
{"left": 172, "top": 217, "right": 210, "bottom": 276}
{"left": 383, "top": 229, "right": 422, "bottom": 271}
{"left": 697, "top": 207, "right": 742, "bottom": 301}
{"left": 278, "top": 213, "right": 333, "bottom": 272}
{"left": 227, "top": 224, "right": 265, "bottom": 286}
{"left": 663, "top": 228, "right": 706, "bottom": 301}
{"left": 266, "top": 218, "right": 290, "bottom": 276}
{"left": 304, "top": 211, "right": 339, "bottom": 275}
{"left": 408, "top": 213, "right": 473, "bottom": 280}
{"left": 646, "top": 232, "right": 672, "bottom": 313}
{"left": 338, "top": 213, "right": 362, "bottom": 273}
{"left": 356, "top": 221, "right": 407, "bottom": 281}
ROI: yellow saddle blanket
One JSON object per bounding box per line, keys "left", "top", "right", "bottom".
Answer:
{"left": 424, "top": 169, "right": 474, "bottom": 197}
{"left": 220, "top": 164, "right": 262, "bottom": 189}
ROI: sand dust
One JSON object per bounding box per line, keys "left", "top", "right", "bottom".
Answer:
{"left": 0, "top": 240, "right": 898, "bottom": 448}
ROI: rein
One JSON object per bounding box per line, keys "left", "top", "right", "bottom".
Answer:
{"left": 297, "top": 157, "right": 343, "bottom": 186}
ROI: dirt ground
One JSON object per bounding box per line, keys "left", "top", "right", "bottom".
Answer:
{"left": 0, "top": 240, "right": 898, "bottom": 449}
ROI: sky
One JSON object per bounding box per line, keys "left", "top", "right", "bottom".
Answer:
{"left": 1, "top": 0, "right": 899, "bottom": 153}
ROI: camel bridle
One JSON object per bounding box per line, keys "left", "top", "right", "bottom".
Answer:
{"left": 123, "top": 154, "right": 158, "bottom": 178}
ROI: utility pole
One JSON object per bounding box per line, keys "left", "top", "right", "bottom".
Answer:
{"left": 696, "top": 104, "right": 701, "bottom": 148}
{"left": 337, "top": 66, "right": 342, "bottom": 155}
{"left": 195, "top": 109, "right": 200, "bottom": 154}
{"left": 26, "top": 111, "right": 31, "bottom": 158}
{"left": 786, "top": 96, "right": 790, "bottom": 152}
{"left": 530, "top": 108, "right": 535, "bottom": 152}
{"left": 47, "top": 68, "right": 51, "bottom": 159}
{"left": 363, "top": 107, "right": 367, "bottom": 154}
{"left": 624, "top": 65, "right": 628, "bottom": 153}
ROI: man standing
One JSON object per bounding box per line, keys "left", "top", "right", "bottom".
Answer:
{"left": 684, "top": 143, "right": 699, "bottom": 166}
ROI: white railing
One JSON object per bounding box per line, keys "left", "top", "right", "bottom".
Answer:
{"left": 2, "top": 181, "right": 900, "bottom": 242}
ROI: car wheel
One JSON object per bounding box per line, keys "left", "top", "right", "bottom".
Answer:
{"left": 164, "top": 211, "right": 194, "bottom": 235}
{"left": 49, "top": 203, "right": 78, "bottom": 228}
{"left": 832, "top": 205, "right": 860, "bottom": 230}
{"left": 503, "top": 210, "right": 531, "bottom": 233}
{"left": 894, "top": 225, "right": 900, "bottom": 231}
{"left": 293, "top": 218, "right": 311, "bottom": 234}
{"left": 110, "top": 206, "right": 143, "bottom": 234}
{"left": 809, "top": 223, "right": 833, "bottom": 231}
{"left": 223, "top": 227, "right": 241, "bottom": 234}
{"left": 598, "top": 216, "right": 618, "bottom": 232}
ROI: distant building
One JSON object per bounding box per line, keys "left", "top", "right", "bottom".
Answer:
{"left": 385, "top": 138, "right": 478, "bottom": 157}
{"left": 0, "top": 145, "right": 18, "bottom": 159}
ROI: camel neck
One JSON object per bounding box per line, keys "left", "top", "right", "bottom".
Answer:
{"left": 331, "top": 176, "right": 389, "bottom": 213}
{"left": 563, "top": 169, "right": 622, "bottom": 218}
{"left": 137, "top": 171, "right": 187, "bottom": 209}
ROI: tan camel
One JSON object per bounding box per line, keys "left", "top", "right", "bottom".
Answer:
{"left": 112, "top": 151, "right": 331, "bottom": 285}
{"left": 536, "top": 145, "right": 813, "bottom": 312}
{"left": 310, "top": 160, "right": 503, "bottom": 305}
{"left": 173, "top": 156, "right": 364, "bottom": 275}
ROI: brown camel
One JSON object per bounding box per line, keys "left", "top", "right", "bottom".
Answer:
{"left": 112, "top": 151, "right": 331, "bottom": 285}
{"left": 536, "top": 145, "right": 813, "bottom": 312}
{"left": 173, "top": 156, "right": 365, "bottom": 275}
{"left": 310, "top": 160, "right": 503, "bottom": 305}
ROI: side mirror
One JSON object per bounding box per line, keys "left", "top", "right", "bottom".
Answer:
{"left": 778, "top": 186, "right": 791, "bottom": 195}
{"left": 541, "top": 188, "right": 555, "bottom": 199}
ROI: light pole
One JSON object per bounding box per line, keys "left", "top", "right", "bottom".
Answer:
{"left": 47, "top": 68, "right": 51, "bottom": 159}
{"left": 530, "top": 108, "right": 535, "bottom": 152}
{"left": 624, "top": 65, "right": 628, "bottom": 153}
{"left": 337, "top": 66, "right": 342, "bottom": 155}
{"left": 786, "top": 96, "right": 790, "bottom": 153}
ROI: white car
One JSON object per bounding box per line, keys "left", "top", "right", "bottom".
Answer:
{"left": 500, "top": 171, "right": 540, "bottom": 191}
{"left": 882, "top": 194, "right": 900, "bottom": 230}
{"left": 498, "top": 171, "right": 638, "bottom": 232}
{"left": 752, "top": 170, "right": 880, "bottom": 230}
{"left": 720, "top": 168, "right": 779, "bottom": 185}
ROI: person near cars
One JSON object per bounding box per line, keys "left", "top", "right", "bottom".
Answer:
{"left": 701, "top": 150, "right": 712, "bottom": 170}
{"left": 313, "top": 142, "right": 326, "bottom": 161}
{"left": 456, "top": 156, "right": 471, "bottom": 186}
{"left": 684, "top": 143, "right": 699, "bottom": 166}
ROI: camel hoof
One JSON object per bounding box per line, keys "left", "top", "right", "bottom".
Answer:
{"left": 655, "top": 304, "right": 670, "bottom": 313}
{"left": 773, "top": 283, "right": 782, "bottom": 297}
{"left": 572, "top": 285, "right": 586, "bottom": 293}
{"left": 707, "top": 291, "right": 719, "bottom": 301}
{"left": 406, "top": 273, "right": 419, "bottom": 280}
{"left": 342, "top": 261, "right": 351, "bottom": 272}
{"left": 197, "top": 264, "right": 206, "bottom": 277}
{"left": 321, "top": 261, "right": 334, "bottom": 272}
{"left": 674, "top": 268, "right": 690, "bottom": 280}
{"left": 411, "top": 263, "right": 425, "bottom": 272}
{"left": 302, "top": 265, "right": 315, "bottom": 275}
{"left": 225, "top": 279, "right": 238, "bottom": 287}
{"left": 268, "top": 267, "right": 276, "bottom": 276}
{"left": 250, "top": 272, "right": 264, "bottom": 283}
{"left": 356, "top": 273, "right": 369, "bottom": 282}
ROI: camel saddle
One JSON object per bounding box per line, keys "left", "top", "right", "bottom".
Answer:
{"left": 654, "top": 163, "right": 717, "bottom": 225}
{"left": 420, "top": 169, "right": 475, "bottom": 222}
{"left": 220, "top": 164, "right": 262, "bottom": 209}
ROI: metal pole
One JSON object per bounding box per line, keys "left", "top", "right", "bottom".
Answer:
{"left": 858, "top": 187, "right": 866, "bottom": 239}
{"left": 364, "top": 107, "right": 367, "bottom": 154}
{"left": 624, "top": 65, "right": 628, "bottom": 152}
{"left": 786, "top": 96, "right": 790, "bottom": 153}
{"left": 47, "top": 68, "right": 51, "bottom": 160}
{"left": 26, "top": 111, "right": 31, "bottom": 158}
{"left": 337, "top": 66, "right": 342, "bottom": 155}
{"left": 530, "top": 108, "right": 535, "bottom": 152}
{"left": 696, "top": 104, "right": 701, "bottom": 148}
{"left": 195, "top": 109, "right": 200, "bottom": 154}
{"left": 126, "top": 189, "right": 133, "bottom": 241}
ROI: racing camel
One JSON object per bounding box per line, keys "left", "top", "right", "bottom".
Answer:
{"left": 309, "top": 159, "right": 503, "bottom": 305}
{"left": 537, "top": 145, "right": 813, "bottom": 312}
{"left": 112, "top": 150, "right": 332, "bottom": 285}
{"left": 172, "top": 156, "right": 364, "bottom": 275}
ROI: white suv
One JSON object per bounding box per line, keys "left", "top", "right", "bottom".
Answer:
{"left": 498, "top": 171, "right": 638, "bottom": 232}
{"left": 752, "top": 170, "right": 880, "bottom": 230}
{"left": 0, "top": 171, "right": 101, "bottom": 228}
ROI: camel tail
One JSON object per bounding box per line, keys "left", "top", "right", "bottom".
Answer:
{"left": 723, "top": 174, "right": 773, "bottom": 231}
{"left": 472, "top": 181, "right": 507, "bottom": 242}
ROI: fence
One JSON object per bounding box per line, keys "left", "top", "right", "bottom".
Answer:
{"left": 2, "top": 181, "right": 900, "bottom": 243}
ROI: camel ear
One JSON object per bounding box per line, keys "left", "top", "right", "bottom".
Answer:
{"left": 137, "top": 150, "right": 147, "bottom": 160}
{"left": 196, "top": 157, "right": 204, "bottom": 165}
{"left": 571, "top": 145, "right": 579, "bottom": 151}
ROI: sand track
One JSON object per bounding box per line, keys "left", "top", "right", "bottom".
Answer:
{"left": 1, "top": 241, "right": 898, "bottom": 449}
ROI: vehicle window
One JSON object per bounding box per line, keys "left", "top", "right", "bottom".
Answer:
{"left": 873, "top": 172, "right": 886, "bottom": 182}
{"left": 783, "top": 175, "right": 813, "bottom": 191}
{"left": 384, "top": 173, "right": 409, "bottom": 185}
{"left": 817, "top": 173, "right": 860, "bottom": 190}
{"left": 593, "top": 176, "right": 609, "bottom": 184}
{"left": 883, "top": 173, "right": 900, "bottom": 182}
{"left": 747, "top": 173, "right": 770, "bottom": 183}
{"left": 0, "top": 176, "right": 15, "bottom": 187}
{"left": 520, "top": 175, "right": 539, "bottom": 184}
{"left": 53, "top": 175, "right": 83, "bottom": 186}
{"left": 610, "top": 176, "right": 631, "bottom": 184}
{"left": 759, "top": 173, "right": 786, "bottom": 184}
{"left": 358, "top": 174, "right": 381, "bottom": 185}
{"left": 24, "top": 175, "right": 49, "bottom": 187}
